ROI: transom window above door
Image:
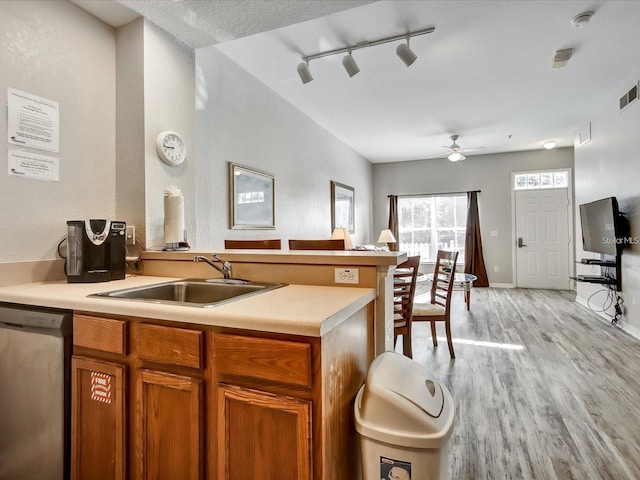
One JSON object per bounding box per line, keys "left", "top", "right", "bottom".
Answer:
{"left": 514, "top": 170, "right": 569, "bottom": 190}
{"left": 398, "top": 194, "right": 467, "bottom": 263}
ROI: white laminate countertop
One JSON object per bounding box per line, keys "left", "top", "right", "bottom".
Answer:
{"left": 0, "top": 276, "right": 376, "bottom": 337}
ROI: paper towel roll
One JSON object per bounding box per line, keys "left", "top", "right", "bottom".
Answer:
{"left": 164, "top": 186, "right": 185, "bottom": 244}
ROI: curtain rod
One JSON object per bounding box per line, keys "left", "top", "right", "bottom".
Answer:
{"left": 388, "top": 190, "right": 481, "bottom": 198}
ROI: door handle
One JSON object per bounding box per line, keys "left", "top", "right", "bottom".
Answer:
{"left": 518, "top": 237, "right": 527, "bottom": 248}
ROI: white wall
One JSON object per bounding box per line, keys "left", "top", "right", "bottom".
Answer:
{"left": 142, "top": 21, "right": 196, "bottom": 249}
{"left": 574, "top": 67, "right": 640, "bottom": 337}
{"left": 372, "top": 148, "right": 574, "bottom": 284}
{"left": 194, "top": 47, "right": 373, "bottom": 249}
{"left": 0, "top": 0, "right": 115, "bottom": 263}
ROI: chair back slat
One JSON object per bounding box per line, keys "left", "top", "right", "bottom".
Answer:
{"left": 430, "top": 250, "right": 459, "bottom": 316}
{"left": 288, "top": 239, "right": 345, "bottom": 250}
{"left": 393, "top": 256, "right": 421, "bottom": 357}
{"left": 224, "top": 239, "right": 281, "bottom": 249}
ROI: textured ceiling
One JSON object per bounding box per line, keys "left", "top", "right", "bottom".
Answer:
{"left": 77, "top": 0, "right": 640, "bottom": 163}
{"left": 117, "top": 0, "right": 376, "bottom": 47}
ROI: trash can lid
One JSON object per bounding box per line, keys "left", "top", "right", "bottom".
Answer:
{"left": 354, "top": 352, "right": 455, "bottom": 448}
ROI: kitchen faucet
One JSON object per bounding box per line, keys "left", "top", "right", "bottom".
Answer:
{"left": 193, "top": 254, "right": 232, "bottom": 280}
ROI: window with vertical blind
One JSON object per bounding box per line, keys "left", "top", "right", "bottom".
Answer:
{"left": 398, "top": 194, "right": 467, "bottom": 263}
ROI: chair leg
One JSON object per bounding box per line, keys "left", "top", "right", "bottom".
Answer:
{"left": 430, "top": 321, "right": 438, "bottom": 347}
{"left": 445, "top": 320, "right": 455, "bottom": 358}
{"left": 402, "top": 333, "right": 412, "bottom": 358}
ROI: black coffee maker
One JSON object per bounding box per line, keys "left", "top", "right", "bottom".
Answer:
{"left": 66, "top": 220, "right": 126, "bottom": 283}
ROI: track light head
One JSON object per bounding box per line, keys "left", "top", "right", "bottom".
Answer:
{"left": 342, "top": 52, "right": 360, "bottom": 78}
{"left": 396, "top": 41, "right": 417, "bottom": 67}
{"left": 297, "top": 61, "right": 313, "bottom": 84}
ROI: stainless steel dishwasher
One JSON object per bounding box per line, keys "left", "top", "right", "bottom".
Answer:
{"left": 0, "top": 303, "right": 72, "bottom": 480}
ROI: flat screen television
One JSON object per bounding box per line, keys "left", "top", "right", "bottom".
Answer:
{"left": 579, "top": 196, "right": 623, "bottom": 256}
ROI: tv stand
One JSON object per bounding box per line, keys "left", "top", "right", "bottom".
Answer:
{"left": 575, "top": 254, "right": 621, "bottom": 291}
{"left": 579, "top": 258, "right": 616, "bottom": 267}
{"left": 574, "top": 274, "right": 616, "bottom": 285}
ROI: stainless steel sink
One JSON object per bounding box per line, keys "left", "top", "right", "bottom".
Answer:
{"left": 90, "top": 278, "right": 286, "bottom": 308}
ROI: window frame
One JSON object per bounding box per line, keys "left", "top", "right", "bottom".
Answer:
{"left": 397, "top": 193, "right": 467, "bottom": 264}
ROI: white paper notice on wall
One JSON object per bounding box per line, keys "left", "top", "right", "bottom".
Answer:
{"left": 7, "top": 87, "right": 60, "bottom": 153}
{"left": 8, "top": 150, "right": 59, "bottom": 181}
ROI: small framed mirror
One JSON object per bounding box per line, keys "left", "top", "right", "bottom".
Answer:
{"left": 331, "top": 181, "right": 355, "bottom": 234}
{"left": 229, "top": 163, "right": 275, "bottom": 229}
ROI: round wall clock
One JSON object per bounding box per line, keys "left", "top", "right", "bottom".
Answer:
{"left": 156, "top": 131, "right": 186, "bottom": 166}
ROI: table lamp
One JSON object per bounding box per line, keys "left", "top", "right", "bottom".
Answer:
{"left": 377, "top": 229, "right": 396, "bottom": 250}
{"left": 331, "top": 227, "right": 354, "bottom": 250}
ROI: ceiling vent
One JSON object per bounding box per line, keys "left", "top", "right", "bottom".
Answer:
{"left": 620, "top": 82, "right": 639, "bottom": 111}
{"left": 551, "top": 48, "right": 574, "bottom": 69}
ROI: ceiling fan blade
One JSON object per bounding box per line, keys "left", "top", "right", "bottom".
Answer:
{"left": 424, "top": 152, "right": 449, "bottom": 159}
{"left": 460, "top": 146, "right": 487, "bottom": 153}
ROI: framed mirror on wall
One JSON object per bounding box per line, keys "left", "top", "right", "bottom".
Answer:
{"left": 331, "top": 181, "right": 355, "bottom": 234}
{"left": 229, "top": 162, "right": 275, "bottom": 229}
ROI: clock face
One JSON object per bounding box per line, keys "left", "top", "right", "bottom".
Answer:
{"left": 156, "top": 131, "right": 186, "bottom": 166}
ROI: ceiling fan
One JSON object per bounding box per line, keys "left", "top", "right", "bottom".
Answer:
{"left": 428, "top": 134, "right": 486, "bottom": 161}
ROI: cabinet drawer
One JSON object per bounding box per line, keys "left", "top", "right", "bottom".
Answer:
{"left": 136, "top": 323, "right": 203, "bottom": 369}
{"left": 215, "top": 334, "right": 312, "bottom": 388}
{"left": 73, "top": 315, "right": 127, "bottom": 355}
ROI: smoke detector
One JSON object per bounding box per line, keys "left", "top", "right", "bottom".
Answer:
{"left": 572, "top": 11, "right": 594, "bottom": 27}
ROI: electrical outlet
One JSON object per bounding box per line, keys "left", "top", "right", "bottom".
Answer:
{"left": 491, "top": 230, "right": 498, "bottom": 237}
{"left": 335, "top": 268, "right": 359, "bottom": 284}
{"left": 494, "top": 265, "right": 499, "bottom": 272}
{"left": 126, "top": 226, "right": 136, "bottom": 246}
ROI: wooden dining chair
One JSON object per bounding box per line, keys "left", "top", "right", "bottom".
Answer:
{"left": 413, "top": 250, "right": 459, "bottom": 358}
{"left": 288, "top": 239, "right": 345, "bottom": 250}
{"left": 393, "top": 256, "right": 420, "bottom": 358}
{"left": 224, "top": 239, "right": 281, "bottom": 249}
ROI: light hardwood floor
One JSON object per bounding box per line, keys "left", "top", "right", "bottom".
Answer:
{"left": 400, "top": 287, "right": 640, "bottom": 480}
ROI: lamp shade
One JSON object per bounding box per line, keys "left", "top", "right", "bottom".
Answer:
{"left": 331, "top": 227, "right": 354, "bottom": 250}
{"left": 377, "top": 229, "right": 396, "bottom": 244}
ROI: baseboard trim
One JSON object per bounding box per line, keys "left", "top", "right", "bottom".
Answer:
{"left": 490, "top": 283, "right": 515, "bottom": 288}
{"left": 575, "top": 295, "right": 640, "bottom": 341}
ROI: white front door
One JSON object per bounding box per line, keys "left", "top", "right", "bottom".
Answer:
{"left": 515, "top": 188, "right": 570, "bottom": 289}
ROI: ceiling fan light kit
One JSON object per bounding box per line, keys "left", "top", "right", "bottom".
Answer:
{"left": 543, "top": 140, "right": 557, "bottom": 149}
{"left": 296, "top": 26, "right": 435, "bottom": 84}
{"left": 448, "top": 152, "right": 466, "bottom": 162}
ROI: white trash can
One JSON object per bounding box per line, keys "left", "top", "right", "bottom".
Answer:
{"left": 354, "top": 352, "right": 455, "bottom": 480}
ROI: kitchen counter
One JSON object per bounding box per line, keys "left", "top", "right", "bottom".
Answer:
{"left": 0, "top": 275, "right": 375, "bottom": 337}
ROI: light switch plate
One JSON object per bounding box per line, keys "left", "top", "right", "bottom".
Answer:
{"left": 126, "top": 226, "right": 136, "bottom": 246}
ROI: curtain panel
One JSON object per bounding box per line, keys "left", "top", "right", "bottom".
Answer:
{"left": 464, "top": 191, "right": 489, "bottom": 286}
{"left": 388, "top": 195, "right": 399, "bottom": 251}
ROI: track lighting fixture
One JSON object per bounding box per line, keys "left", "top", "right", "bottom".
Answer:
{"left": 297, "top": 26, "right": 435, "bottom": 84}
{"left": 396, "top": 38, "right": 417, "bottom": 67}
{"left": 297, "top": 61, "right": 313, "bottom": 84}
{"left": 342, "top": 51, "right": 360, "bottom": 78}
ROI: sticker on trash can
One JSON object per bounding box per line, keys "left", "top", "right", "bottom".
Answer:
{"left": 381, "top": 456, "right": 411, "bottom": 480}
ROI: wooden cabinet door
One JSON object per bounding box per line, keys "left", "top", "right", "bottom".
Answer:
{"left": 71, "top": 356, "right": 126, "bottom": 480}
{"left": 135, "top": 369, "right": 203, "bottom": 480}
{"left": 217, "top": 384, "right": 312, "bottom": 480}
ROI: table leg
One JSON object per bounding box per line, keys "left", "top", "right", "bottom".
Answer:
{"left": 465, "top": 289, "right": 471, "bottom": 311}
